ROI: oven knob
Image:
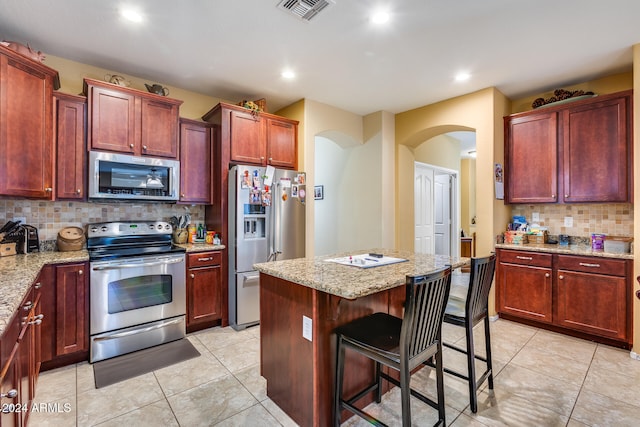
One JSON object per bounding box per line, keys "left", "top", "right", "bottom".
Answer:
{"left": 149, "top": 224, "right": 154, "bottom": 230}
{"left": 90, "top": 226, "right": 98, "bottom": 233}
{"left": 165, "top": 224, "right": 171, "bottom": 230}
{"left": 101, "top": 226, "right": 108, "bottom": 232}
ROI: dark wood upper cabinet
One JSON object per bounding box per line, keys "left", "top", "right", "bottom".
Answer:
{"left": 504, "top": 90, "right": 632, "bottom": 204}
{"left": 229, "top": 108, "right": 266, "bottom": 165}
{"left": 266, "top": 117, "right": 297, "bottom": 169}
{"left": 179, "top": 118, "right": 213, "bottom": 204}
{"left": 0, "top": 44, "right": 59, "bottom": 199}
{"left": 55, "top": 92, "right": 87, "bottom": 200}
{"left": 84, "top": 78, "right": 182, "bottom": 158}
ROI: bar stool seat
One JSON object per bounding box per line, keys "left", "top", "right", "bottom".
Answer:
{"left": 333, "top": 267, "right": 452, "bottom": 427}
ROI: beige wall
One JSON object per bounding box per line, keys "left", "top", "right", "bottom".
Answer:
{"left": 460, "top": 158, "right": 477, "bottom": 237}
{"left": 395, "top": 87, "right": 511, "bottom": 260}
{"left": 414, "top": 134, "right": 461, "bottom": 171}
{"left": 45, "top": 54, "right": 225, "bottom": 120}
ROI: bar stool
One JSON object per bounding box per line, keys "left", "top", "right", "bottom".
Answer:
{"left": 333, "top": 267, "right": 452, "bottom": 427}
{"left": 441, "top": 255, "right": 496, "bottom": 413}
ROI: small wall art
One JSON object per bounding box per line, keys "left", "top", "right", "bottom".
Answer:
{"left": 314, "top": 185, "right": 324, "bottom": 200}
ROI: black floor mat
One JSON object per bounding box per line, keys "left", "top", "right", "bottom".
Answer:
{"left": 93, "top": 339, "right": 200, "bottom": 388}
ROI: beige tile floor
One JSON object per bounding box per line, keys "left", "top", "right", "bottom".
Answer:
{"left": 31, "top": 307, "right": 640, "bottom": 426}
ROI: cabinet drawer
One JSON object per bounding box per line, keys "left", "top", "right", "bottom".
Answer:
{"left": 498, "top": 250, "right": 552, "bottom": 268}
{"left": 557, "top": 255, "right": 627, "bottom": 277}
{"left": 188, "top": 251, "right": 221, "bottom": 268}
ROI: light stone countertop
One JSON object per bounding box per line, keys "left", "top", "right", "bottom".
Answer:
{"left": 0, "top": 244, "right": 225, "bottom": 337}
{"left": 495, "top": 243, "right": 634, "bottom": 260}
{"left": 253, "top": 249, "right": 469, "bottom": 300}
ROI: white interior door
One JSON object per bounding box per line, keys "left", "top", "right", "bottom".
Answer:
{"left": 414, "top": 164, "right": 434, "bottom": 254}
{"left": 434, "top": 173, "right": 451, "bottom": 256}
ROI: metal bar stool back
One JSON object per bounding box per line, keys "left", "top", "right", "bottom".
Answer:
{"left": 442, "top": 254, "right": 496, "bottom": 413}
{"left": 334, "top": 267, "right": 452, "bottom": 427}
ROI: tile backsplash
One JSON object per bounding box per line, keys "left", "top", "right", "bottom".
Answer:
{"left": 511, "top": 203, "right": 633, "bottom": 237}
{"left": 0, "top": 199, "right": 205, "bottom": 243}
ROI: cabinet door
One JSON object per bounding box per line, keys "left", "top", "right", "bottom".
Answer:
{"left": 187, "top": 264, "right": 222, "bottom": 327}
{"left": 557, "top": 270, "right": 628, "bottom": 340}
{"left": 497, "top": 262, "right": 553, "bottom": 323}
{"left": 180, "top": 120, "right": 212, "bottom": 204}
{"left": 0, "top": 54, "right": 54, "bottom": 198}
{"left": 562, "top": 95, "right": 630, "bottom": 202}
{"left": 0, "top": 346, "right": 19, "bottom": 427}
{"left": 55, "top": 263, "right": 88, "bottom": 356}
{"left": 266, "top": 118, "right": 297, "bottom": 169}
{"left": 140, "top": 98, "right": 179, "bottom": 158}
{"left": 56, "top": 95, "right": 86, "bottom": 200}
{"left": 89, "top": 85, "right": 136, "bottom": 153}
{"left": 505, "top": 112, "right": 558, "bottom": 203}
{"left": 229, "top": 109, "right": 265, "bottom": 165}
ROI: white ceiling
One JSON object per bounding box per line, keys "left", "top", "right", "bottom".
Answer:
{"left": 0, "top": 0, "right": 639, "bottom": 117}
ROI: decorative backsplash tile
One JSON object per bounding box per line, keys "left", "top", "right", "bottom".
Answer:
{"left": 0, "top": 199, "right": 205, "bottom": 242}
{"left": 511, "top": 204, "right": 633, "bottom": 237}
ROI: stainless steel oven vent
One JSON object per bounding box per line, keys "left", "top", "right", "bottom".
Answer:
{"left": 277, "top": 0, "right": 334, "bottom": 21}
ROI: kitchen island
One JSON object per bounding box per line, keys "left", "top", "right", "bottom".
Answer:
{"left": 253, "top": 249, "right": 468, "bottom": 427}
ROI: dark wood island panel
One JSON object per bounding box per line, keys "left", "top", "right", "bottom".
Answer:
{"left": 260, "top": 272, "right": 406, "bottom": 427}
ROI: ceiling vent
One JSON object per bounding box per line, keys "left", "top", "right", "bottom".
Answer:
{"left": 277, "top": 0, "right": 334, "bottom": 21}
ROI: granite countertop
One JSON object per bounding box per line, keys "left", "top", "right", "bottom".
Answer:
{"left": 253, "top": 249, "right": 468, "bottom": 300}
{"left": 0, "top": 243, "right": 225, "bottom": 337}
{"left": 495, "top": 243, "right": 634, "bottom": 260}
{"left": 0, "top": 250, "right": 89, "bottom": 336}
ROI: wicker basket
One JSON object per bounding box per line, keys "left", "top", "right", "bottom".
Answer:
{"left": 527, "top": 231, "right": 548, "bottom": 244}
{"left": 57, "top": 226, "right": 85, "bottom": 251}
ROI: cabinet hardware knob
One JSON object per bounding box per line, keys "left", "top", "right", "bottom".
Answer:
{"left": 260, "top": 156, "right": 265, "bottom": 160}
{"left": 1, "top": 389, "right": 17, "bottom": 399}
{"left": 45, "top": 187, "right": 53, "bottom": 192}
{"left": 143, "top": 145, "right": 147, "bottom": 150}
{"left": 78, "top": 270, "right": 84, "bottom": 275}
{"left": 129, "top": 143, "right": 135, "bottom": 148}
{"left": 34, "top": 282, "right": 42, "bottom": 289}
{"left": 35, "top": 314, "right": 44, "bottom": 320}
{"left": 29, "top": 319, "right": 42, "bottom": 325}
{"left": 268, "top": 157, "right": 273, "bottom": 162}
{"left": 181, "top": 193, "right": 185, "bottom": 197}
{"left": 190, "top": 273, "right": 195, "bottom": 279}
{"left": 76, "top": 189, "right": 81, "bottom": 194}
{"left": 23, "top": 301, "right": 33, "bottom": 311}
{"left": 551, "top": 194, "right": 555, "bottom": 198}
{"left": 565, "top": 194, "right": 569, "bottom": 198}
{"left": 545, "top": 273, "right": 550, "bottom": 278}
{"left": 559, "top": 275, "right": 564, "bottom": 280}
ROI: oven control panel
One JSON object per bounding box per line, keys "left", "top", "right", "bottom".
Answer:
{"left": 87, "top": 221, "right": 172, "bottom": 237}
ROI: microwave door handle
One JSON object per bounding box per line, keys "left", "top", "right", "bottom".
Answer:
{"left": 92, "top": 257, "right": 184, "bottom": 271}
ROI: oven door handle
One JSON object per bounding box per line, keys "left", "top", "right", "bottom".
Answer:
{"left": 92, "top": 257, "right": 184, "bottom": 271}
{"left": 93, "top": 318, "right": 184, "bottom": 342}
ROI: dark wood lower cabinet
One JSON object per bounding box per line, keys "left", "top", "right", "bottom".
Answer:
{"left": 187, "top": 251, "right": 224, "bottom": 332}
{"left": 496, "top": 248, "right": 632, "bottom": 348}
{"left": 40, "top": 262, "right": 89, "bottom": 370}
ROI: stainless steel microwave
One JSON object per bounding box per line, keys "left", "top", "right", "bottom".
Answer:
{"left": 88, "top": 151, "right": 180, "bottom": 202}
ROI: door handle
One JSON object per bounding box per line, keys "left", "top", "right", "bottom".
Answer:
{"left": 93, "top": 318, "right": 183, "bottom": 341}
{"left": 243, "top": 274, "right": 260, "bottom": 284}
{"left": 93, "top": 257, "right": 183, "bottom": 270}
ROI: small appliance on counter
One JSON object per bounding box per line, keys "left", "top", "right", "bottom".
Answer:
{"left": 0, "top": 221, "right": 39, "bottom": 254}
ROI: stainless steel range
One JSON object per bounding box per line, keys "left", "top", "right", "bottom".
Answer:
{"left": 87, "top": 221, "right": 186, "bottom": 363}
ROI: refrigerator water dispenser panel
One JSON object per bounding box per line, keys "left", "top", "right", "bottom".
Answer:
{"left": 244, "top": 217, "right": 265, "bottom": 239}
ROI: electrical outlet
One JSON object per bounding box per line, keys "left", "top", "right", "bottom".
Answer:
{"left": 13, "top": 216, "right": 26, "bottom": 225}
{"left": 302, "top": 315, "right": 312, "bottom": 341}
{"left": 564, "top": 216, "right": 573, "bottom": 227}
{"left": 531, "top": 212, "right": 540, "bottom": 222}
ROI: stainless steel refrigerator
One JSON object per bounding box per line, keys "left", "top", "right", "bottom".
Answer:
{"left": 228, "top": 164, "right": 306, "bottom": 330}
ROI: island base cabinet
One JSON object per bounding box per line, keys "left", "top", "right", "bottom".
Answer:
{"left": 557, "top": 270, "right": 628, "bottom": 341}
{"left": 259, "top": 273, "right": 403, "bottom": 427}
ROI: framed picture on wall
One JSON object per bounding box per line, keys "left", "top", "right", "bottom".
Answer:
{"left": 314, "top": 185, "right": 324, "bottom": 200}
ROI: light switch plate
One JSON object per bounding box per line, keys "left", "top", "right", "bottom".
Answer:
{"left": 302, "top": 315, "right": 312, "bottom": 341}
{"left": 564, "top": 216, "right": 573, "bottom": 227}
{"left": 532, "top": 212, "right": 540, "bottom": 222}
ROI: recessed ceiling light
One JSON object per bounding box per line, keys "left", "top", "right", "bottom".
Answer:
{"left": 455, "top": 72, "right": 471, "bottom": 82}
{"left": 121, "top": 9, "right": 144, "bottom": 23}
{"left": 281, "top": 70, "right": 296, "bottom": 79}
{"left": 371, "top": 10, "right": 390, "bottom": 24}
